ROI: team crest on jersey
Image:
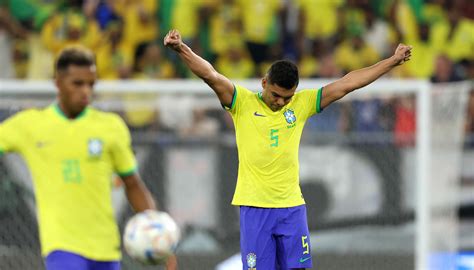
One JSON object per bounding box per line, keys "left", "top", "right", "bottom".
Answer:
{"left": 88, "top": 138, "right": 103, "bottom": 158}
{"left": 246, "top": 253, "right": 257, "bottom": 269}
{"left": 283, "top": 109, "right": 296, "bottom": 125}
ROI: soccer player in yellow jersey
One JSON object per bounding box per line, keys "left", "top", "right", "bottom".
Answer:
{"left": 165, "top": 29, "right": 412, "bottom": 270}
{"left": 0, "top": 46, "right": 176, "bottom": 270}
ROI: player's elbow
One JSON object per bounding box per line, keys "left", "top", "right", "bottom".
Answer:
{"left": 338, "top": 77, "right": 360, "bottom": 96}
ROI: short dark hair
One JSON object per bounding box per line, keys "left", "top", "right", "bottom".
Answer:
{"left": 55, "top": 45, "right": 96, "bottom": 72}
{"left": 267, "top": 60, "right": 299, "bottom": 89}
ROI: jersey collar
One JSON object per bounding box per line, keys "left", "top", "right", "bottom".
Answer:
{"left": 257, "top": 91, "right": 289, "bottom": 114}
{"left": 53, "top": 103, "right": 89, "bottom": 121}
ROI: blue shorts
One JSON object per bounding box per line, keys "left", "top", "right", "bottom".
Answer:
{"left": 45, "top": 250, "right": 120, "bottom": 270}
{"left": 240, "top": 205, "right": 312, "bottom": 269}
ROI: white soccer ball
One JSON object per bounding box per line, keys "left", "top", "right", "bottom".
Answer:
{"left": 123, "top": 210, "right": 180, "bottom": 264}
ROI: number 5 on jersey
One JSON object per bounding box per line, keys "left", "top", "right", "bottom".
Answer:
{"left": 270, "top": 129, "right": 279, "bottom": 147}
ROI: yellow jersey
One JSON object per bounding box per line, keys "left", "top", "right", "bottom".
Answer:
{"left": 296, "top": 0, "right": 344, "bottom": 39}
{"left": 237, "top": 0, "right": 282, "bottom": 43}
{"left": 0, "top": 104, "right": 137, "bottom": 261}
{"left": 226, "top": 85, "right": 322, "bottom": 207}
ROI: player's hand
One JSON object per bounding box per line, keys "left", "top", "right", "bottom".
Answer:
{"left": 392, "top": 43, "right": 412, "bottom": 65}
{"left": 164, "top": 29, "right": 183, "bottom": 52}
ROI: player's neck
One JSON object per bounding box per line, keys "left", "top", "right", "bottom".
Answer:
{"left": 56, "top": 103, "right": 87, "bottom": 120}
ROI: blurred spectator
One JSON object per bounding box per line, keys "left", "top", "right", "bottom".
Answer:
{"left": 296, "top": 0, "right": 343, "bottom": 56}
{"left": 334, "top": 8, "right": 387, "bottom": 141}
{"left": 236, "top": 0, "right": 283, "bottom": 70}
{"left": 394, "top": 96, "right": 416, "bottom": 147}
{"left": 84, "top": 0, "right": 116, "bottom": 30}
{"left": 215, "top": 43, "right": 255, "bottom": 79}
{"left": 317, "top": 52, "right": 343, "bottom": 78}
{"left": 334, "top": 32, "right": 380, "bottom": 73}
{"left": 430, "top": 54, "right": 464, "bottom": 83}
{"left": 393, "top": 0, "right": 422, "bottom": 42}
{"left": 96, "top": 17, "right": 133, "bottom": 79}
{"left": 167, "top": 0, "right": 207, "bottom": 47}
{"left": 403, "top": 23, "right": 438, "bottom": 78}
{"left": 206, "top": 0, "right": 244, "bottom": 59}
{"left": 3, "top": 0, "right": 56, "bottom": 30}
{"left": 133, "top": 42, "right": 175, "bottom": 79}
{"left": 431, "top": 5, "right": 474, "bottom": 62}
{"left": 1, "top": 0, "right": 57, "bottom": 79}
{"left": 111, "top": 0, "right": 157, "bottom": 49}
{"left": 362, "top": 8, "right": 398, "bottom": 58}
{"left": 122, "top": 41, "right": 176, "bottom": 131}
{"left": 298, "top": 50, "right": 319, "bottom": 78}
{"left": 422, "top": 0, "right": 448, "bottom": 26}
{"left": 344, "top": 1, "right": 368, "bottom": 40}
{"left": 41, "top": 1, "right": 101, "bottom": 53}
{"left": 159, "top": 0, "right": 210, "bottom": 77}
{"left": 258, "top": 43, "right": 285, "bottom": 78}
{"left": 12, "top": 39, "right": 29, "bottom": 78}
{"left": 0, "top": 5, "right": 28, "bottom": 78}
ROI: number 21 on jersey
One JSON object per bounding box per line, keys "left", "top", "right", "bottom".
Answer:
{"left": 62, "top": 159, "right": 82, "bottom": 183}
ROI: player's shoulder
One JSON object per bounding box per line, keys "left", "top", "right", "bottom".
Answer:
{"left": 292, "top": 88, "right": 317, "bottom": 100}
{"left": 234, "top": 84, "right": 257, "bottom": 100}
{"left": 88, "top": 108, "right": 127, "bottom": 129}
{"left": 235, "top": 84, "right": 253, "bottom": 94}
{"left": 4, "top": 108, "right": 44, "bottom": 124}
{"left": 89, "top": 108, "right": 123, "bottom": 122}
{"left": 295, "top": 88, "right": 319, "bottom": 96}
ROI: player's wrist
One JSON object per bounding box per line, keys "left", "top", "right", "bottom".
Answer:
{"left": 174, "top": 42, "right": 185, "bottom": 53}
{"left": 388, "top": 55, "right": 401, "bottom": 66}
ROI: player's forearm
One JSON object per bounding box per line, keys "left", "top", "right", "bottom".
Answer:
{"left": 176, "top": 43, "right": 218, "bottom": 83}
{"left": 123, "top": 175, "right": 157, "bottom": 212}
{"left": 342, "top": 56, "right": 399, "bottom": 92}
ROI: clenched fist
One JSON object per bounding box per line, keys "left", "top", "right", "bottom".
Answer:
{"left": 164, "top": 29, "right": 183, "bottom": 52}
{"left": 392, "top": 44, "right": 413, "bottom": 65}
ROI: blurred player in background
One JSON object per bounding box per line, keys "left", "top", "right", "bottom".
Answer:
{"left": 0, "top": 46, "right": 176, "bottom": 270}
{"left": 165, "top": 29, "right": 411, "bottom": 269}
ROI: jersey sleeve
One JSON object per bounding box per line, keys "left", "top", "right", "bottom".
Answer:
{"left": 299, "top": 87, "right": 323, "bottom": 118}
{"left": 224, "top": 84, "right": 253, "bottom": 116}
{"left": 110, "top": 115, "right": 137, "bottom": 177}
{"left": 0, "top": 111, "right": 31, "bottom": 156}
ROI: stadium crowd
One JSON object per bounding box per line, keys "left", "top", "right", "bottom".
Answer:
{"left": 0, "top": 0, "right": 473, "bottom": 145}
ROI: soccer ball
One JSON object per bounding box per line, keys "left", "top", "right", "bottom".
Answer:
{"left": 123, "top": 210, "right": 180, "bottom": 264}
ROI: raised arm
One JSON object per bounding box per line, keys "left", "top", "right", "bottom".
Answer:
{"left": 321, "top": 44, "right": 412, "bottom": 109}
{"left": 164, "top": 29, "right": 234, "bottom": 107}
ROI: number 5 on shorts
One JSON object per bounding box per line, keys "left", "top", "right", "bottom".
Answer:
{"left": 302, "top": 235, "right": 309, "bottom": 254}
